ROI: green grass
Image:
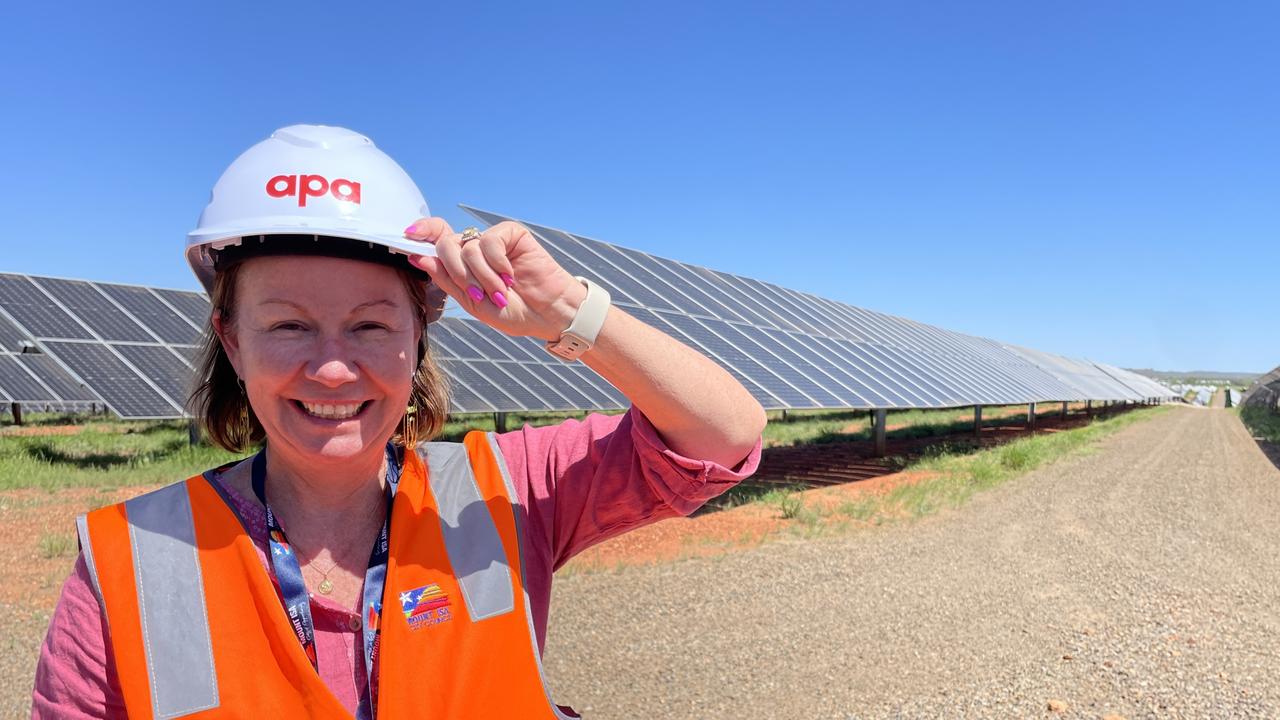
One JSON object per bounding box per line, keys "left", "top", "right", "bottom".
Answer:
{"left": 0, "top": 420, "right": 248, "bottom": 491}
{"left": 37, "top": 532, "right": 76, "bottom": 559}
{"left": 0, "top": 410, "right": 619, "bottom": 492}
{"left": 1240, "top": 405, "right": 1280, "bottom": 444}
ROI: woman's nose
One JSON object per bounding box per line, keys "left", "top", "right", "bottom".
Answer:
{"left": 304, "top": 337, "right": 359, "bottom": 387}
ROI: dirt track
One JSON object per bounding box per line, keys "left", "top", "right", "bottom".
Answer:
{"left": 544, "top": 407, "right": 1280, "bottom": 718}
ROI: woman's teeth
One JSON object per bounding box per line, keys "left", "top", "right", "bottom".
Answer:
{"left": 299, "top": 401, "right": 364, "bottom": 419}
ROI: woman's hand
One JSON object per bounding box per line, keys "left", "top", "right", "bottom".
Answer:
{"left": 404, "top": 217, "right": 766, "bottom": 468}
{"left": 404, "top": 218, "right": 586, "bottom": 342}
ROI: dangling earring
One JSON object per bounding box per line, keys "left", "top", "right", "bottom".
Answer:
{"left": 402, "top": 403, "right": 418, "bottom": 447}
{"left": 237, "top": 378, "right": 252, "bottom": 441}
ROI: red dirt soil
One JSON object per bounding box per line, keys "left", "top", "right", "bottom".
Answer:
{"left": 0, "top": 486, "right": 152, "bottom": 608}
{"left": 565, "top": 406, "right": 1111, "bottom": 572}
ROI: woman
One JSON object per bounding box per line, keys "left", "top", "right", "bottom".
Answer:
{"left": 31, "top": 125, "right": 765, "bottom": 718}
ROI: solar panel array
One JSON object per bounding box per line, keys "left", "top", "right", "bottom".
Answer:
{"left": 0, "top": 210, "right": 1174, "bottom": 420}
{"left": 0, "top": 273, "right": 205, "bottom": 418}
{"left": 456, "top": 206, "right": 1174, "bottom": 411}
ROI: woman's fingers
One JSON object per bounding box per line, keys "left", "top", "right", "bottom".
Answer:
{"left": 477, "top": 233, "right": 517, "bottom": 288}
{"left": 433, "top": 232, "right": 482, "bottom": 307}
{"left": 404, "top": 217, "right": 453, "bottom": 244}
{"left": 461, "top": 236, "right": 511, "bottom": 308}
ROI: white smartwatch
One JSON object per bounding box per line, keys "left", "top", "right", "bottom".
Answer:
{"left": 545, "top": 276, "right": 611, "bottom": 362}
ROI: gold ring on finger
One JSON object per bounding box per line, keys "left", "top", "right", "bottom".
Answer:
{"left": 459, "top": 227, "right": 482, "bottom": 244}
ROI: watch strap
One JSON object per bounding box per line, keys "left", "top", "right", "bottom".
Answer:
{"left": 545, "top": 276, "right": 610, "bottom": 362}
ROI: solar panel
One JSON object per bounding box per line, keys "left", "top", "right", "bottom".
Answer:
{"left": 526, "top": 364, "right": 598, "bottom": 409}
{"left": 100, "top": 284, "right": 203, "bottom": 345}
{"left": 0, "top": 274, "right": 94, "bottom": 339}
{"left": 111, "top": 344, "right": 195, "bottom": 410}
{"left": 0, "top": 313, "right": 30, "bottom": 352}
{"left": 18, "top": 354, "right": 98, "bottom": 402}
{"left": 448, "top": 361, "right": 524, "bottom": 411}
{"left": 497, "top": 363, "right": 578, "bottom": 411}
{"left": 0, "top": 355, "right": 57, "bottom": 403}
{"left": 426, "top": 324, "right": 473, "bottom": 360}
{"left": 42, "top": 341, "right": 181, "bottom": 418}
{"left": 171, "top": 345, "right": 201, "bottom": 364}
{"left": 34, "top": 277, "right": 155, "bottom": 343}
{"left": 152, "top": 289, "right": 211, "bottom": 327}
{"left": 434, "top": 360, "right": 489, "bottom": 413}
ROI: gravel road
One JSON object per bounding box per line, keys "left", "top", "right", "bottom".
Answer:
{"left": 543, "top": 407, "right": 1280, "bottom": 719}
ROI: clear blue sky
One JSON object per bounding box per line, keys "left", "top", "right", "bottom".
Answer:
{"left": 3, "top": 2, "right": 1275, "bottom": 373}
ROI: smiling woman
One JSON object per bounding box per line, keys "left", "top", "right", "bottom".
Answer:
{"left": 30, "top": 125, "right": 766, "bottom": 719}
{"left": 194, "top": 254, "right": 448, "bottom": 462}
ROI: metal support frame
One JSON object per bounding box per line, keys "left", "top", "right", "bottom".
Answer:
{"left": 780, "top": 409, "right": 789, "bottom": 422}
{"left": 872, "top": 408, "right": 887, "bottom": 457}
{"left": 493, "top": 412, "right": 509, "bottom": 433}
{"left": 1027, "top": 402, "right": 1037, "bottom": 430}
{"left": 1061, "top": 401, "right": 1069, "bottom": 418}
{"left": 10, "top": 403, "right": 22, "bottom": 426}
{"left": 187, "top": 420, "right": 201, "bottom": 446}
{"left": 1085, "top": 399, "right": 1092, "bottom": 416}
{"left": 973, "top": 406, "right": 983, "bottom": 438}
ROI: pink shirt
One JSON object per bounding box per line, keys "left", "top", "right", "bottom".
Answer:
{"left": 31, "top": 408, "right": 761, "bottom": 718}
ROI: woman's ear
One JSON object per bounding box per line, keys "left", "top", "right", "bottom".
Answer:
{"left": 212, "top": 309, "right": 243, "bottom": 376}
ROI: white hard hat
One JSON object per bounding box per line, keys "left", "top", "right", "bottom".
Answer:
{"left": 186, "top": 124, "right": 434, "bottom": 292}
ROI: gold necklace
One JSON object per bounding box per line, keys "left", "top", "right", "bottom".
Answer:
{"left": 307, "top": 556, "right": 340, "bottom": 595}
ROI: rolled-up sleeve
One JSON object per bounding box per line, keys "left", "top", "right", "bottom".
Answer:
{"left": 496, "top": 406, "right": 761, "bottom": 572}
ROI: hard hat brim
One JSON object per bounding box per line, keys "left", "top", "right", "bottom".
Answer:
{"left": 187, "top": 224, "right": 437, "bottom": 294}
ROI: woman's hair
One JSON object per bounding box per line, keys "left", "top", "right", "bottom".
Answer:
{"left": 188, "top": 260, "right": 450, "bottom": 453}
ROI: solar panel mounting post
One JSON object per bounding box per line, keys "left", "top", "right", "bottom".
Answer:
{"left": 1062, "top": 401, "right": 1068, "bottom": 418}
{"left": 1027, "top": 402, "right": 1037, "bottom": 430}
{"left": 9, "top": 403, "right": 21, "bottom": 426}
{"left": 973, "top": 406, "right": 982, "bottom": 438}
{"left": 494, "top": 412, "right": 508, "bottom": 433}
{"left": 872, "top": 408, "right": 887, "bottom": 457}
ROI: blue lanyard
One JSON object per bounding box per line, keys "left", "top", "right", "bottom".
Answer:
{"left": 250, "top": 445, "right": 400, "bottom": 720}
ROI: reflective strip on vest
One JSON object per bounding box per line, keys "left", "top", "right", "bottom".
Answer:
{"left": 483, "top": 432, "right": 579, "bottom": 720}
{"left": 123, "top": 483, "right": 220, "bottom": 718}
{"left": 422, "top": 441, "right": 516, "bottom": 621}
{"left": 75, "top": 513, "right": 107, "bottom": 625}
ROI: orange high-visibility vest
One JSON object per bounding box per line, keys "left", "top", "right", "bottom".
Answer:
{"left": 76, "top": 431, "right": 577, "bottom": 719}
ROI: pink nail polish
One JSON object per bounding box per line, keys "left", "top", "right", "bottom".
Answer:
{"left": 467, "top": 285, "right": 485, "bottom": 303}
{"left": 499, "top": 273, "right": 515, "bottom": 288}
{"left": 491, "top": 291, "right": 507, "bottom": 309}
{"left": 404, "top": 224, "right": 418, "bottom": 235}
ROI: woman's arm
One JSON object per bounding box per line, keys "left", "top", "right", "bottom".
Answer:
{"left": 579, "top": 303, "right": 764, "bottom": 468}
{"left": 406, "top": 218, "right": 766, "bottom": 468}
{"left": 32, "top": 555, "right": 126, "bottom": 719}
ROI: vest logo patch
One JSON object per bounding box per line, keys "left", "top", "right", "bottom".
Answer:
{"left": 399, "top": 584, "right": 452, "bottom": 629}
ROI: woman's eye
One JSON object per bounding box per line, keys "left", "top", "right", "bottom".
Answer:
{"left": 356, "top": 323, "right": 390, "bottom": 332}
{"left": 271, "top": 322, "right": 307, "bottom": 332}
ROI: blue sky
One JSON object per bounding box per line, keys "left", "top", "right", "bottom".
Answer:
{"left": 2, "top": 2, "right": 1275, "bottom": 373}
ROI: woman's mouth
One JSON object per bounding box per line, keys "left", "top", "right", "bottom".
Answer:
{"left": 294, "top": 400, "right": 371, "bottom": 420}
